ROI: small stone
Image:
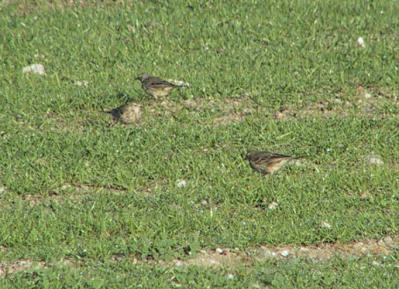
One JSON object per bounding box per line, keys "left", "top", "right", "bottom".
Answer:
{"left": 263, "top": 250, "right": 273, "bottom": 257}
{"left": 321, "top": 221, "right": 332, "bottom": 229}
{"left": 23, "top": 64, "right": 46, "bottom": 75}
{"left": 268, "top": 201, "right": 278, "bottom": 210}
{"left": 274, "top": 111, "right": 285, "bottom": 119}
{"left": 383, "top": 236, "right": 394, "bottom": 247}
{"left": 372, "top": 261, "right": 380, "bottom": 266}
{"left": 0, "top": 186, "right": 5, "bottom": 193}
{"left": 34, "top": 53, "right": 45, "bottom": 59}
{"left": 280, "top": 250, "right": 289, "bottom": 257}
{"left": 365, "top": 153, "right": 384, "bottom": 166}
{"left": 74, "top": 80, "right": 89, "bottom": 87}
{"left": 364, "top": 92, "right": 372, "bottom": 99}
{"left": 216, "top": 248, "right": 224, "bottom": 254}
{"left": 209, "top": 259, "right": 218, "bottom": 265}
{"left": 360, "top": 191, "right": 369, "bottom": 198}
{"left": 299, "top": 247, "right": 310, "bottom": 252}
{"left": 176, "top": 179, "right": 187, "bottom": 188}
{"left": 293, "top": 159, "right": 304, "bottom": 167}
{"left": 61, "top": 184, "right": 70, "bottom": 190}
{"left": 357, "top": 37, "right": 366, "bottom": 48}
{"left": 226, "top": 273, "right": 234, "bottom": 280}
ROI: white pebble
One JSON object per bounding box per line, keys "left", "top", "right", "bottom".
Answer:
{"left": 364, "top": 92, "right": 372, "bottom": 98}
{"left": 263, "top": 250, "right": 273, "bottom": 257}
{"left": 321, "top": 221, "right": 332, "bottom": 229}
{"left": 226, "top": 273, "right": 234, "bottom": 280}
{"left": 209, "top": 259, "right": 218, "bottom": 264}
{"left": 74, "top": 80, "right": 89, "bottom": 87}
{"left": 365, "top": 153, "right": 384, "bottom": 166}
{"left": 0, "top": 186, "right": 5, "bottom": 193}
{"left": 372, "top": 261, "right": 381, "bottom": 266}
{"left": 280, "top": 250, "right": 289, "bottom": 257}
{"left": 215, "top": 248, "right": 224, "bottom": 254}
{"left": 176, "top": 179, "right": 187, "bottom": 188}
{"left": 23, "top": 64, "right": 46, "bottom": 75}
{"left": 268, "top": 201, "right": 278, "bottom": 210}
{"left": 357, "top": 37, "right": 366, "bottom": 48}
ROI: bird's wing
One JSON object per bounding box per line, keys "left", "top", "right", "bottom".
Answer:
{"left": 147, "top": 78, "right": 176, "bottom": 87}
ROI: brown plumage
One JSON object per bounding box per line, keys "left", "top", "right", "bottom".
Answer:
{"left": 103, "top": 102, "right": 142, "bottom": 124}
{"left": 244, "top": 150, "right": 302, "bottom": 175}
{"left": 136, "top": 73, "right": 180, "bottom": 99}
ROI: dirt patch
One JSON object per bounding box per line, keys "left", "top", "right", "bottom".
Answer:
{"left": 146, "top": 96, "right": 257, "bottom": 125}
{"left": 172, "top": 248, "right": 249, "bottom": 268}
{"left": 273, "top": 86, "right": 398, "bottom": 120}
{"left": 167, "top": 236, "right": 398, "bottom": 268}
{"left": 0, "top": 259, "right": 46, "bottom": 278}
{"left": 65, "top": 183, "right": 127, "bottom": 195}
{"left": 274, "top": 99, "right": 349, "bottom": 120}
{"left": 17, "top": 182, "right": 164, "bottom": 207}
{"left": 212, "top": 113, "right": 245, "bottom": 126}
{"left": 1, "top": 236, "right": 397, "bottom": 277}
{"left": 254, "top": 236, "right": 396, "bottom": 261}
{"left": 0, "top": 258, "right": 78, "bottom": 278}
{"left": 351, "top": 85, "right": 399, "bottom": 118}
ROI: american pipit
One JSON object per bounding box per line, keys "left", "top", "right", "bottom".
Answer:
{"left": 244, "top": 150, "right": 302, "bottom": 175}
{"left": 103, "top": 102, "right": 142, "bottom": 124}
{"left": 136, "top": 73, "right": 181, "bottom": 99}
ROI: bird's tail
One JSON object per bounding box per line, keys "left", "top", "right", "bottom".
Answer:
{"left": 167, "top": 79, "right": 190, "bottom": 87}
{"left": 292, "top": 155, "right": 306, "bottom": 160}
{"left": 100, "top": 110, "right": 117, "bottom": 117}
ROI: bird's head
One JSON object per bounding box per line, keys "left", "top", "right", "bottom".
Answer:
{"left": 136, "top": 73, "right": 150, "bottom": 81}
{"left": 244, "top": 150, "right": 257, "bottom": 160}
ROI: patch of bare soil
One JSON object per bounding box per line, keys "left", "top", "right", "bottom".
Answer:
{"left": 0, "top": 259, "right": 77, "bottom": 278}
{"left": 147, "top": 96, "right": 257, "bottom": 126}
{"left": 274, "top": 86, "right": 398, "bottom": 120}
{"left": 212, "top": 114, "right": 245, "bottom": 126}
{"left": 354, "top": 85, "right": 398, "bottom": 117}
{"left": 17, "top": 181, "right": 165, "bottom": 207}
{"left": 0, "top": 260, "right": 45, "bottom": 278}
{"left": 168, "top": 236, "right": 398, "bottom": 268}
{"left": 66, "top": 183, "right": 127, "bottom": 195}
{"left": 274, "top": 99, "right": 349, "bottom": 120}
{"left": 1, "top": 236, "right": 397, "bottom": 277}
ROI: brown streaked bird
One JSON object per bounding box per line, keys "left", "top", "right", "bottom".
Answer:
{"left": 244, "top": 150, "right": 302, "bottom": 175}
{"left": 103, "top": 102, "right": 142, "bottom": 124}
{"left": 136, "top": 73, "right": 181, "bottom": 99}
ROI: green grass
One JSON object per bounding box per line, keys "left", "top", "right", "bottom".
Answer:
{"left": 1, "top": 0, "right": 399, "bottom": 287}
